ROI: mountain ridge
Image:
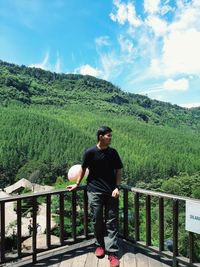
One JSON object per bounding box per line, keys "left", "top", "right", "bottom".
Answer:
{"left": 0, "top": 59, "right": 200, "bottom": 129}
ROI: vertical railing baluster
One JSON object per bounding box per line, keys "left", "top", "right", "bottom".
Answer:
{"left": 72, "top": 190, "right": 77, "bottom": 242}
{"left": 123, "top": 188, "right": 129, "bottom": 239}
{"left": 32, "top": 196, "right": 37, "bottom": 263}
{"left": 189, "top": 232, "right": 194, "bottom": 264}
{"left": 159, "top": 197, "right": 164, "bottom": 252}
{"left": 0, "top": 202, "right": 5, "bottom": 263}
{"left": 173, "top": 199, "right": 179, "bottom": 267}
{"left": 46, "top": 194, "right": 51, "bottom": 249}
{"left": 17, "top": 199, "right": 22, "bottom": 258}
{"left": 146, "top": 195, "right": 151, "bottom": 246}
{"left": 83, "top": 189, "right": 88, "bottom": 239}
{"left": 134, "top": 192, "right": 140, "bottom": 241}
{"left": 0, "top": 186, "right": 199, "bottom": 267}
{"left": 59, "top": 193, "right": 65, "bottom": 245}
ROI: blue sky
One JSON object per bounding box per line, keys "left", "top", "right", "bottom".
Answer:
{"left": 0, "top": 0, "right": 200, "bottom": 108}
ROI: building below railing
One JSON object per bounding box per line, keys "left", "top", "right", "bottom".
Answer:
{"left": 0, "top": 185, "right": 200, "bottom": 266}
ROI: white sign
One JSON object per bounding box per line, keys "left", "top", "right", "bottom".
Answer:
{"left": 185, "top": 200, "right": 200, "bottom": 234}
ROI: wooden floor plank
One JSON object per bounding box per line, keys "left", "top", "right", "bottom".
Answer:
{"left": 123, "top": 251, "right": 137, "bottom": 266}
{"left": 60, "top": 241, "right": 90, "bottom": 267}
{"left": 136, "top": 253, "right": 150, "bottom": 267}
{"left": 98, "top": 255, "right": 110, "bottom": 267}
{"left": 70, "top": 252, "right": 87, "bottom": 267}
{"left": 84, "top": 252, "right": 98, "bottom": 267}
{"left": 3, "top": 238, "right": 182, "bottom": 267}
{"left": 59, "top": 254, "right": 74, "bottom": 267}
{"left": 148, "top": 256, "right": 163, "bottom": 267}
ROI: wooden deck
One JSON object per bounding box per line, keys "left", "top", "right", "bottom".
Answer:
{"left": 4, "top": 238, "right": 178, "bottom": 267}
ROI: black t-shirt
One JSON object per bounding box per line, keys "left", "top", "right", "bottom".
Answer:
{"left": 82, "top": 145, "right": 123, "bottom": 194}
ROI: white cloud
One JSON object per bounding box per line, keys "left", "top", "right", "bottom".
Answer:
{"left": 110, "top": 0, "right": 200, "bottom": 75}
{"left": 145, "top": 15, "right": 168, "bottom": 36}
{"left": 193, "top": 0, "right": 200, "bottom": 8}
{"left": 77, "top": 64, "right": 102, "bottom": 77}
{"left": 110, "top": 0, "right": 128, "bottom": 25}
{"left": 163, "top": 78, "right": 189, "bottom": 91}
{"left": 110, "top": 0, "right": 141, "bottom": 27}
{"left": 107, "top": 0, "right": 200, "bottom": 107}
{"left": 149, "top": 58, "right": 161, "bottom": 74}
{"left": 29, "top": 52, "right": 49, "bottom": 70}
{"left": 159, "top": 1, "right": 200, "bottom": 76}
{"left": 170, "top": 3, "right": 200, "bottom": 32}
{"left": 160, "top": 4, "right": 174, "bottom": 16}
{"left": 95, "top": 36, "right": 110, "bottom": 47}
{"left": 162, "top": 28, "right": 200, "bottom": 75}
{"left": 144, "top": 0, "right": 160, "bottom": 14}
{"left": 145, "top": 1, "right": 200, "bottom": 77}
{"left": 180, "top": 102, "right": 200, "bottom": 108}
{"left": 127, "top": 2, "right": 142, "bottom": 27}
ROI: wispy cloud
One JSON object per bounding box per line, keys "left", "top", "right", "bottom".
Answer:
{"left": 3, "top": 0, "right": 65, "bottom": 31}
{"left": 29, "top": 51, "right": 62, "bottom": 73}
{"left": 99, "top": 52, "right": 122, "bottom": 80}
{"left": 118, "top": 34, "right": 135, "bottom": 63}
{"left": 95, "top": 36, "right": 110, "bottom": 47}
{"left": 139, "top": 86, "right": 164, "bottom": 95}
{"left": 29, "top": 52, "right": 49, "bottom": 70}
{"left": 8, "top": 0, "right": 42, "bottom": 30}
{"left": 55, "top": 53, "right": 61, "bottom": 73}
{"left": 139, "top": 78, "right": 189, "bottom": 95}
{"left": 103, "top": 0, "right": 200, "bottom": 103}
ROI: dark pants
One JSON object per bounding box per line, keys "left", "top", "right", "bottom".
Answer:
{"left": 87, "top": 191, "right": 119, "bottom": 254}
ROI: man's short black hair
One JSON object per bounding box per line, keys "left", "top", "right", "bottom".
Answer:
{"left": 97, "top": 126, "right": 112, "bottom": 141}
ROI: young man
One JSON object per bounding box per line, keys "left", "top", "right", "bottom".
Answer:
{"left": 67, "top": 126, "right": 123, "bottom": 267}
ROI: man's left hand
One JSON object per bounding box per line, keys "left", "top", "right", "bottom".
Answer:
{"left": 112, "top": 188, "right": 119, "bottom": 198}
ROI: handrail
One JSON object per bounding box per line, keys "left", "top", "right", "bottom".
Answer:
{"left": 0, "top": 186, "right": 88, "bottom": 264}
{"left": 0, "top": 184, "right": 199, "bottom": 266}
{"left": 1, "top": 184, "right": 199, "bottom": 202}
{"left": 120, "top": 184, "right": 200, "bottom": 267}
{"left": 121, "top": 184, "right": 200, "bottom": 202}
{"left": 0, "top": 186, "right": 86, "bottom": 202}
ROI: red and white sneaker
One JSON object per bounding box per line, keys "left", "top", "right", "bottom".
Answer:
{"left": 108, "top": 254, "right": 120, "bottom": 267}
{"left": 95, "top": 247, "right": 105, "bottom": 258}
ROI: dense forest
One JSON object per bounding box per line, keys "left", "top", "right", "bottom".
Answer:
{"left": 0, "top": 60, "right": 200, "bottom": 191}
{"left": 1, "top": 60, "right": 200, "bottom": 128}
{"left": 1, "top": 60, "right": 200, "bottom": 261}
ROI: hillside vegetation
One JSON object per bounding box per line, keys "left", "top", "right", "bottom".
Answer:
{"left": 1, "top": 104, "right": 200, "bottom": 189}
{"left": 0, "top": 60, "right": 200, "bottom": 190}
{"left": 1, "top": 60, "right": 200, "bottom": 128}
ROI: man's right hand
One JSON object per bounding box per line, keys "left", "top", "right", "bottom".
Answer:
{"left": 66, "top": 184, "right": 78, "bottom": 191}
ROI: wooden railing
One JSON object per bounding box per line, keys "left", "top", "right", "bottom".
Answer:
{"left": 0, "top": 187, "right": 89, "bottom": 264}
{"left": 121, "top": 185, "right": 200, "bottom": 267}
{"left": 0, "top": 185, "right": 200, "bottom": 266}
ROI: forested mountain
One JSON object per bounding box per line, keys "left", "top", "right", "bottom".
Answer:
{"left": 0, "top": 60, "right": 200, "bottom": 190}
{"left": 1, "top": 60, "right": 200, "bottom": 129}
